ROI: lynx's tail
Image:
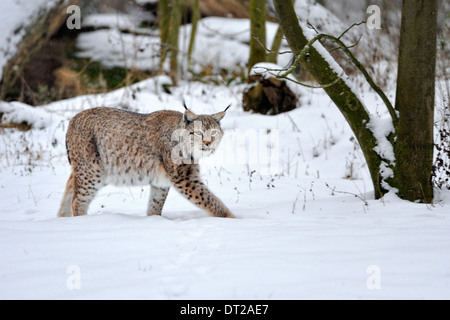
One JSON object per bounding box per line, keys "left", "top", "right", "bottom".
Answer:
{"left": 57, "top": 172, "right": 74, "bottom": 217}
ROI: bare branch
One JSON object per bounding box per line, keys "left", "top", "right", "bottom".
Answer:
{"left": 338, "top": 20, "right": 366, "bottom": 41}
{"left": 329, "top": 34, "right": 362, "bottom": 53}
{"left": 325, "top": 183, "right": 369, "bottom": 206}
{"left": 252, "top": 65, "right": 344, "bottom": 89}
{"left": 252, "top": 35, "right": 293, "bottom": 57}
{"left": 289, "top": 32, "right": 399, "bottom": 126}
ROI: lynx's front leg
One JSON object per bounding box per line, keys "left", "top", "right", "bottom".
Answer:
{"left": 191, "top": 183, "right": 235, "bottom": 218}
{"left": 170, "top": 164, "right": 234, "bottom": 218}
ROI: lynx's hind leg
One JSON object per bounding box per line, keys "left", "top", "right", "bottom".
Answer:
{"left": 71, "top": 164, "right": 104, "bottom": 216}
{"left": 147, "top": 186, "right": 169, "bottom": 216}
{"left": 57, "top": 172, "right": 74, "bottom": 217}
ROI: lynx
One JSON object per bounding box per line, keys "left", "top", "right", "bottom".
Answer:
{"left": 57, "top": 103, "right": 234, "bottom": 218}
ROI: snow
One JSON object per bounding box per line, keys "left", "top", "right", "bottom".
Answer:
{"left": 1, "top": 1, "right": 450, "bottom": 300}
{"left": 135, "top": 0, "right": 158, "bottom": 4}
{"left": 82, "top": 14, "right": 139, "bottom": 32}
{"left": 250, "top": 62, "right": 288, "bottom": 79}
{"left": 367, "top": 116, "right": 395, "bottom": 163}
{"left": 0, "top": 101, "right": 56, "bottom": 130}
{"left": 1, "top": 77, "right": 450, "bottom": 299}
{"left": 2, "top": 199, "right": 450, "bottom": 299}
{"left": 76, "top": 16, "right": 280, "bottom": 75}
{"left": 291, "top": 0, "right": 393, "bottom": 65}
{"left": 77, "top": 29, "right": 161, "bottom": 70}
{"left": 293, "top": 0, "right": 362, "bottom": 43}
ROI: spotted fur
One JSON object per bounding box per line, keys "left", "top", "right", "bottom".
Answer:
{"left": 57, "top": 106, "right": 234, "bottom": 218}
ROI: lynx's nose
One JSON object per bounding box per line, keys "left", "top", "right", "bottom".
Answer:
{"left": 204, "top": 140, "right": 212, "bottom": 146}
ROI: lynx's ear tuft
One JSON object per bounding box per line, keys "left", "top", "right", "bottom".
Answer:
{"left": 212, "top": 104, "right": 231, "bottom": 123}
{"left": 182, "top": 101, "right": 198, "bottom": 125}
{"left": 182, "top": 100, "right": 189, "bottom": 111}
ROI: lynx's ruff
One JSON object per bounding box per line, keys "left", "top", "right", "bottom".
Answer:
{"left": 57, "top": 105, "right": 234, "bottom": 218}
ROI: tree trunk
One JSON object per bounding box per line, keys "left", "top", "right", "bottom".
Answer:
{"left": 273, "top": 0, "right": 386, "bottom": 199}
{"left": 267, "top": 0, "right": 295, "bottom": 64}
{"left": 248, "top": 0, "right": 267, "bottom": 73}
{"left": 187, "top": 0, "right": 200, "bottom": 68}
{"left": 158, "top": 0, "right": 171, "bottom": 74}
{"left": 273, "top": 0, "right": 438, "bottom": 203}
{"left": 393, "top": 0, "right": 437, "bottom": 202}
{"left": 245, "top": 0, "right": 298, "bottom": 115}
{"left": 169, "top": 0, "right": 182, "bottom": 85}
{"left": 267, "top": 25, "right": 283, "bottom": 64}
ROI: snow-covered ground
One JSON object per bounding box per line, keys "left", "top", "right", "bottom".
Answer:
{"left": 1, "top": 2, "right": 450, "bottom": 300}
{"left": 1, "top": 76, "right": 450, "bottom": 299}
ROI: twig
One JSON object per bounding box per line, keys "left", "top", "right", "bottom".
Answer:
{"left": 306, "top": 20, "right": 319, "bottom": 34}
{"left": 286, "top": 113, "right": 301, "bottom": 132}
{"left": 325, "top": 183, "right": 368, "bottom": 206}
{"left": 252, "top": 35, "right": 293, "bottom": 57}
{"left": 252, "top": 65, "right": 344, "bottom": 89}
{"left": 338, "top": 20, "right": 366, "bottom": 41}
{"left": 292, "top": 188, "right": 302, "bottom": 214}
{"left": 329, "top": 34, "right": 362, "bottom": 53}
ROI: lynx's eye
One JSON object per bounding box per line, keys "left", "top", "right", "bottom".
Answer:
{"left": 210, "top": 129, "right": 220, "bottom": 137}
{"left": 194, "top": 130, "right": 203, "bottom": 137}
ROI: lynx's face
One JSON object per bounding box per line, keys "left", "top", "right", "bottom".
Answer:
{"left": 186, "top": 115, "right": 224, "bottom": 156}
{"left": 171, "top": 105, "right": 229, "bottom": 163}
